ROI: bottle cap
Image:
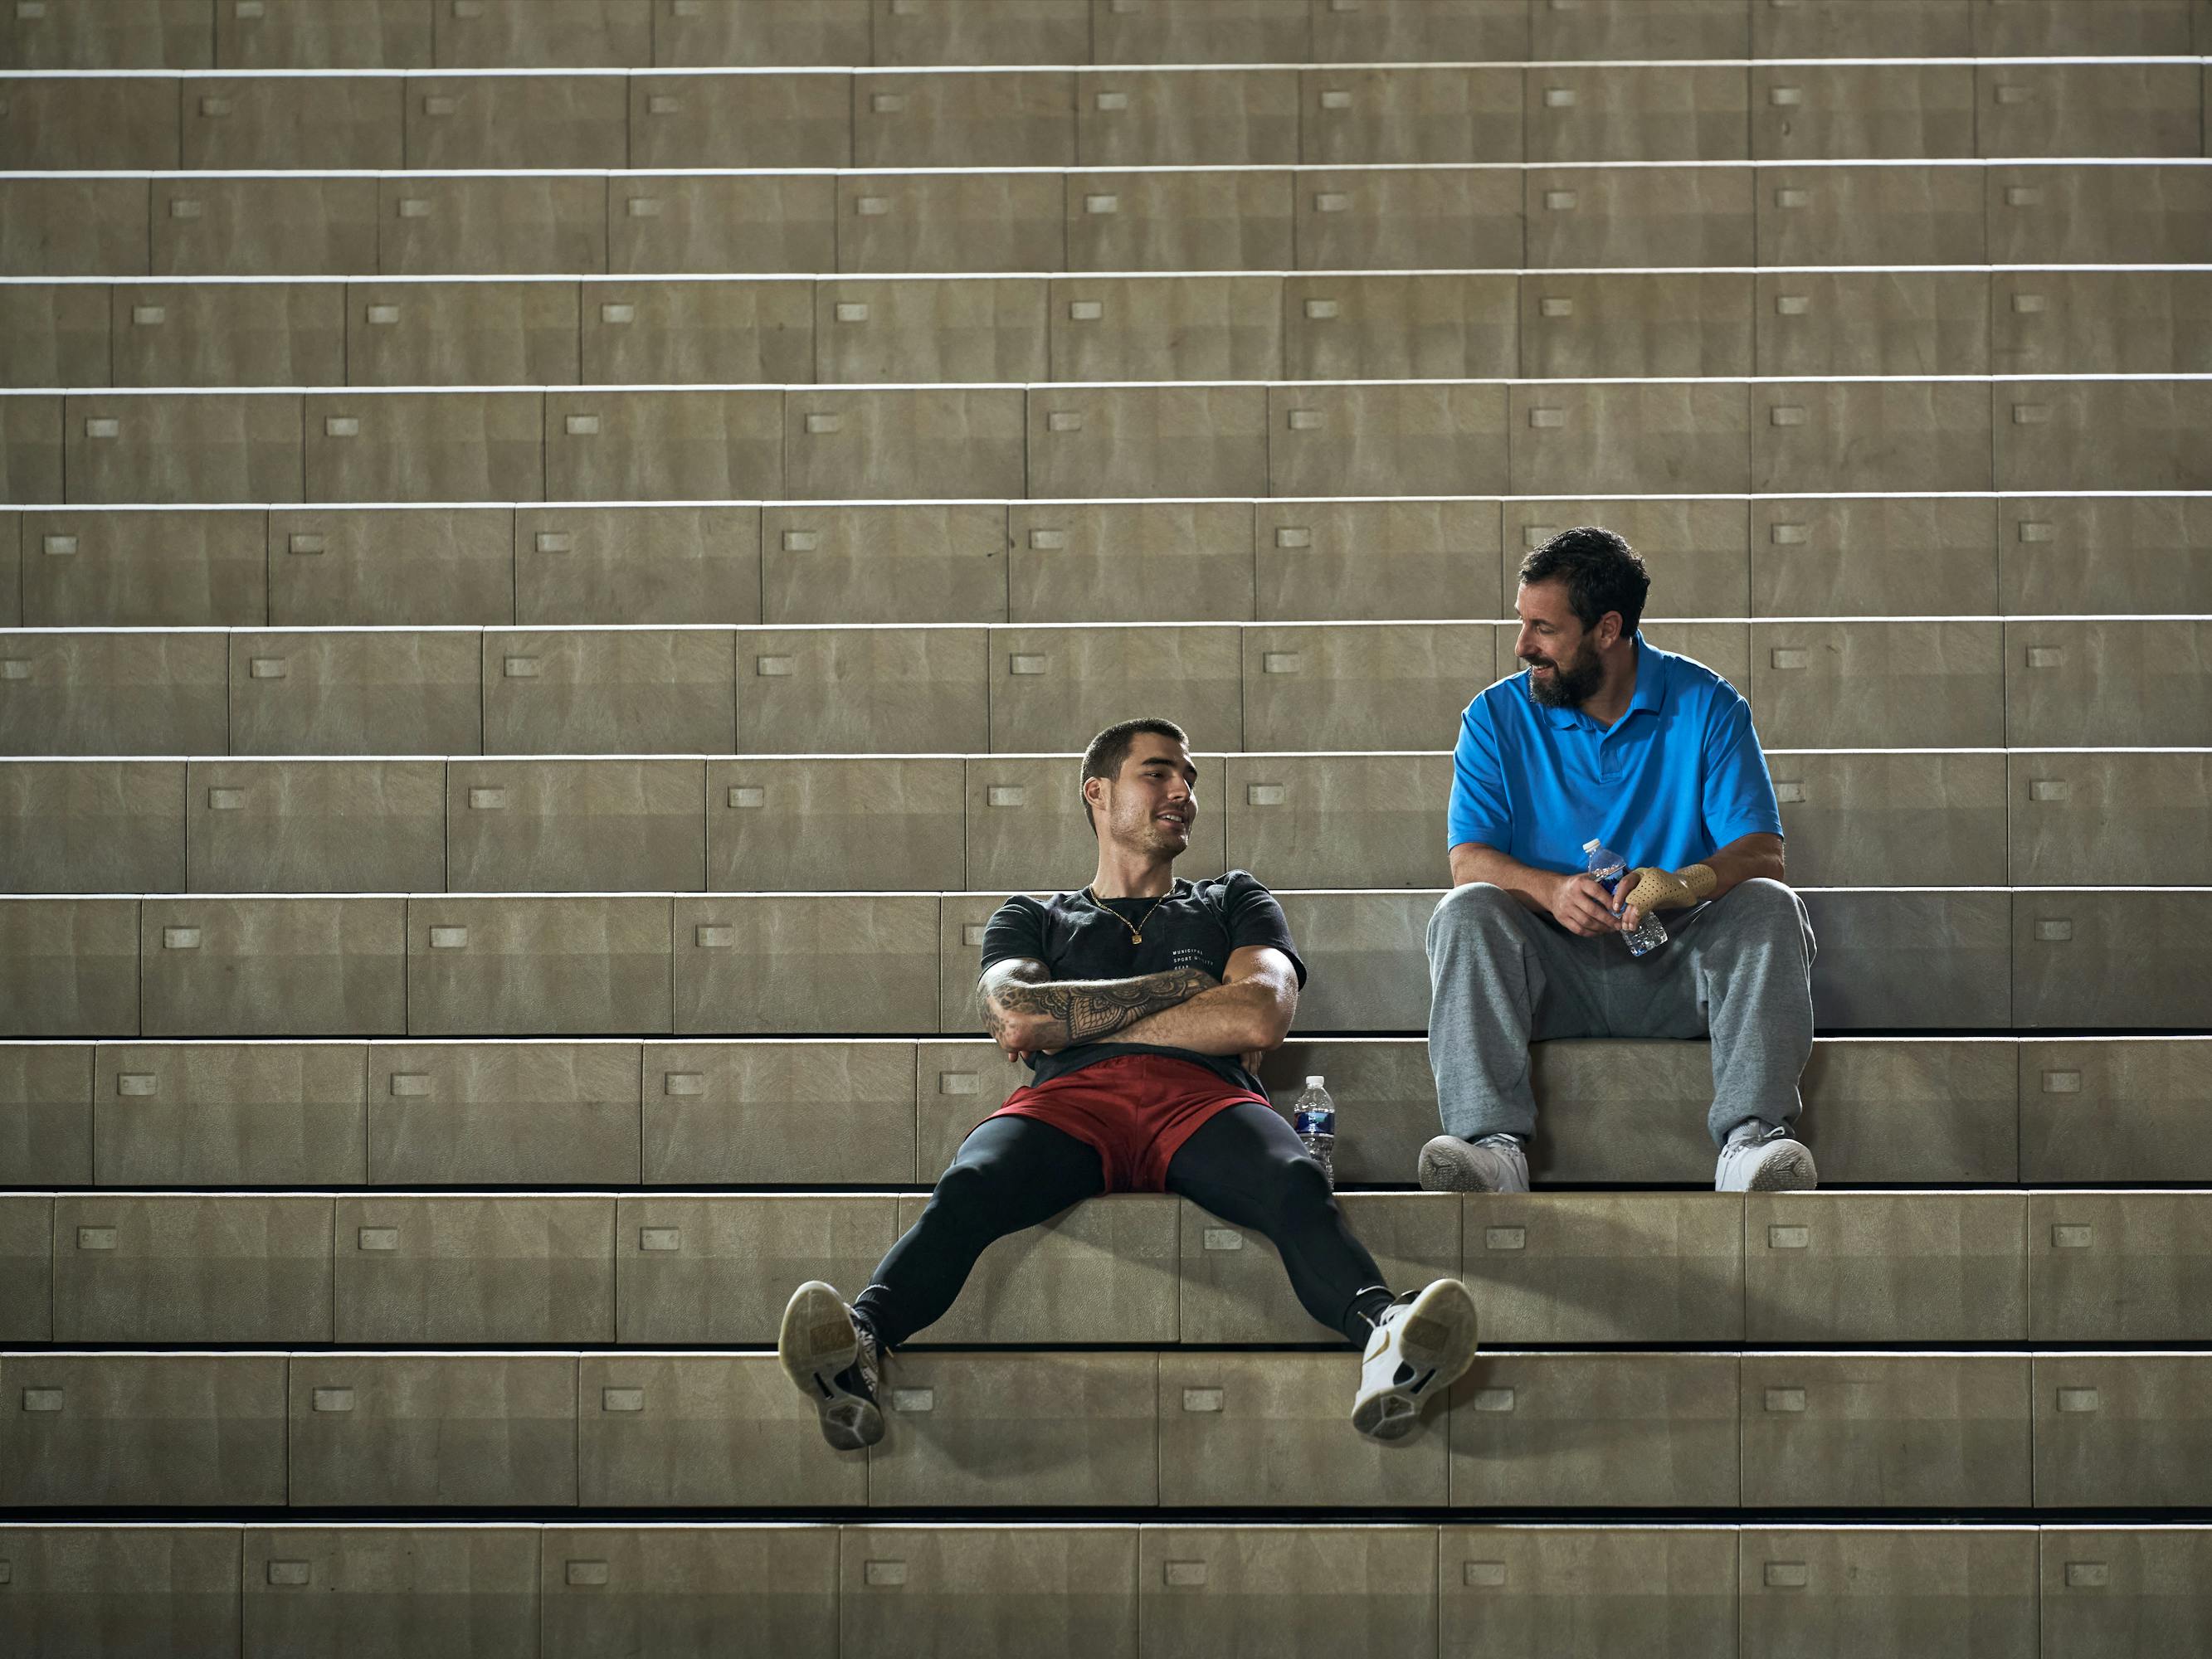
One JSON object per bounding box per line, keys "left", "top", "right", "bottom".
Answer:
{"left": 1305, "top": 1076, "right": 1324, "bottom": 1087}
{"left": 1581, "top": 839, "right": 1600, "bottom": 852}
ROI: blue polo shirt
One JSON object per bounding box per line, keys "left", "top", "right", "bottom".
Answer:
{"left": 1447, "top": 634, "right": 1782, "bottom": 876}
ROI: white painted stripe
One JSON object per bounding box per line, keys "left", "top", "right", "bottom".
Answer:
{"left": 43, "top": 1185, "right": 2212, "bottom": 1200}
{"left": 14, "top": 155, "right": 2212, "bottom": 179}
{"left": 7, "top": 265, "right": 2210, "bottom": 286}
{"left": 4, "top": 747, "right": 2208, "bottom": 763}
{"left": 0, "top": 1033, "right": 2198, "bottom": 1051}
{"left": 9, "top": 372, "right": 2212, "bottom": 395}
{"left": 2, "top": 615, "right": 2205, "bottom": 635}
{"left": 2, "top": 887, "right": 2205, "bottom": 900}
{"left": 3, "top": 57, "right": 2200, "bottom": 80}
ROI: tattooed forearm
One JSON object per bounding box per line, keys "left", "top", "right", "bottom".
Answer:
{"left": 988, "top": 967, "right": 1219, "bottom": 1048}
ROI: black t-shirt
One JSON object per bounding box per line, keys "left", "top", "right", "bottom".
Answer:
{"left": 979, "top": 870, "right": 1308, "bottom": 1097}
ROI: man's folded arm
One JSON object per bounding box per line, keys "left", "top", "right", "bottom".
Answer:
{"left": 979, "top": 958, "right": 1220, "bottom": 1055}
{"left": 1107, "top": 946, "right": 1299, "bottom": 1058}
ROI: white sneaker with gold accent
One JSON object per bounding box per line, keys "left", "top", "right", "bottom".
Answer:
{"left": 777, "top": 1281, "right": 884, "bottom": 1451}
{"left": 1350, "top": 1277, "right": 1480, "bottom": 1443}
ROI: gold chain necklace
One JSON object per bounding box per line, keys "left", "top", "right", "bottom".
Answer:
{"left": 1086, "top": 885, "right": 1173, "bottom": 946}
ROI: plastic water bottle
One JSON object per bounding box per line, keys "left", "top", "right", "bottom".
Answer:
{"left": 1293, "top": 1077, "right": 1337, "bottom": 1190}
{"left": 1582, "top": 838, "right": 1669, "bottom": 957}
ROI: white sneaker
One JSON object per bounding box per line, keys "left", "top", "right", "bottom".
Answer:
{"left": 1350, "top": 1277, "right": 1480, "bottom": 1443}
{"left": 1417, "top": 1133, "right": 1530, "bottom": 1194}
{"left": 777, "top": 1281, "right": 885, "bottom": 1451}
{"left": 1715, "top": 1120, "right": 1819, "bottom": 1193}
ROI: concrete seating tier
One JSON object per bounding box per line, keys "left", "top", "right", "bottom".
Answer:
{"left": 0, "top": 889, "right": 2205, "bottom": 1035}
{"left": 2, "top": 1520, "right": 2204, "bottom": 1657}
{"left": 5, "top": 378, "right": 2209, "bottom": 506}
{"left": 2, "top": 618, "right": 2205, "bottom": 752}
{"left": 8, "top": 162, "right": 2212, "bottom": 278}
{"left": 7, "top": 268, "right": 2208, "bottom": 390}
{"left": 2, "top": 1035, "right": 2205, "bottom": 1185}
{"left": 4, "top": 1345, "right": 2212, "bottom": 1511}
{"left": 6, "top": 1187, "right": 2212, "bottom": 1346}
{"left": 7, "top": 60, "right": 2208, "bottom": 173}
{"left": 1, "top": 749, "right": 2207, "bottom": 894}
{"left": 3, "top": 0, "right": 2204, "bottom": 70}
{"left": 5, "top": 495, "right": 2208, "bottom": 626}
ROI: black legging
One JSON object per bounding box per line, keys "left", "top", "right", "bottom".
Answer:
{"left": 853, "top": 1102, "right": 1395, "bottom": 1349}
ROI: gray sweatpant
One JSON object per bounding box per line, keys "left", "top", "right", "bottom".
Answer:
{"left": 1425, "top": 878, "right": 1817, "bottom": 1149}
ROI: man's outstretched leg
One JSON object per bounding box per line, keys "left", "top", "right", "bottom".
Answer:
{"left": 1165, "top": 1102, "right": 1479, "bottom": 1441}
{"left": 777, "top": 1113, "right": 1104, "bottom": 1449}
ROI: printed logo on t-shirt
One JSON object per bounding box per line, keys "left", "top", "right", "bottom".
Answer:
{"left": 1171, "top": 946, "right": 1212, "bottom": 972}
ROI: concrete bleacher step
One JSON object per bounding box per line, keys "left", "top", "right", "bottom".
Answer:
{"left": 4, "top": 376, "right": 2207, "bottom": 506}
{"left": 3, "top": 748, "right": 2207, "bottom": 893}
{"left": 2, "top": 1034, "right": 2206, "bottom": 1187}
{"left": 1, "top": 888, "right": 2206, "bottom": 1035}
{"left": 3, "top": 1519, "right": 2203, "bottom": 1658}
{"left": 4, "top": 493, "right": 2205, "bottom": 627}
{"left": 7, "top": 59, "right": 2205, "bottom": 173}
{"left": 4, "top": 1187, "right": 2210, "bottom": 1346}
{"left": 2, "top": 617, "right": 2207, "bottom": 754}
{"left": 2, "top": 1345, "right": 2210, "bottom": 1511}
{"left": 9, "top": 267, "right": 2210, "bottom": 391}
{"left": 9, "top": 161, "right": 2212, "bottom": 281}
{"left": 7, "top": 0, "right": 2208, "bottom": 71}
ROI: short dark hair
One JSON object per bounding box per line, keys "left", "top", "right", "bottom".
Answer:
{"left": 1518, "top": 526, "right": 1650, "bottom": 636}
{"left": 1080, "top": 718, "right": 1189, "bottom": 830}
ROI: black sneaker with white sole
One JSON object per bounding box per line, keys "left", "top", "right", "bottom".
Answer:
{"left": 777, "top": 1280, "right": 884, "bottom": 1452}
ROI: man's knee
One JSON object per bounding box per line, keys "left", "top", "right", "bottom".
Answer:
{"left": 928, "top": 1152, "right": 1009, "bottom": 1217}
{"left": 1729, "top": 875, "right": 1805, "bottom": 916}
{"left": 1429, "top": 880, "right": 1520, "bottom": 949}
{"left": 1258, "top": 1146, "right": 1337, "bottom": 1215}
{"left": 1717, "top": 876, "right": 1814, "bottom": 948}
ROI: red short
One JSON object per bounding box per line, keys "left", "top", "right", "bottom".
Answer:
{"left": 987, "top": 1053, "right": 1269, "bottom": 1194}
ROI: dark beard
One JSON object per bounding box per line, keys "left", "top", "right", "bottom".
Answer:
{"left": 1523, "top": 645, "right": 1604, "bottom": 708}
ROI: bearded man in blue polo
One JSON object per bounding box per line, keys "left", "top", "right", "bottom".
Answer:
{"left": 1420, "top": 526, "right": 1820, "bottom": 1194}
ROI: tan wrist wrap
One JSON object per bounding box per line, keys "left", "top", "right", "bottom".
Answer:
{"left": 1621, "top": 863, "right": 1717, "bottom": 913}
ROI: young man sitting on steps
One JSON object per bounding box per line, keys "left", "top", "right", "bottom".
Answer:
{"left": 778, "top": 717, "right": 1479, "bottom": 1451}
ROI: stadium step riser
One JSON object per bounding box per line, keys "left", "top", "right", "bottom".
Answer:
{"left": 0, "top": 888, "right": 2205, "bottom": 1035}
{"left": 5, "top": 0, "right": 2208, "bottom": 70}
{"left": 7, "top": 493, "right": 2210, "bottom": 634}
{"left": 2, "top": 750, "right": 2208, "bottom": 893}
{"left": 3, "top": 1188, "right": 2211, "bottom": 1346}
{"left": 4, "top": 377, "right": 2210, "bottom": 504}
{"left": 8, "top": 162, "right": 2212, "bottom": 279}
{"left": 0, "top": 1520, "right": 2200, "bottom": 1659}
{"left": 2, "top": 1036, "right": 2205, "bottom": 1187}
{"left": 4, "top": 495, "right": 2210, "bottom": 627}
{"left": 5, "top": 61, "right": 2210, "bottom": 173}
{"left": 1, "top": 1348, "right": 2210, "bottom": 1511}
{"left": 7, "top": 269, "right": 2211, "bottom": 391}
{"left": 2, "top": 619, "right": 2209, "bottom": 753}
